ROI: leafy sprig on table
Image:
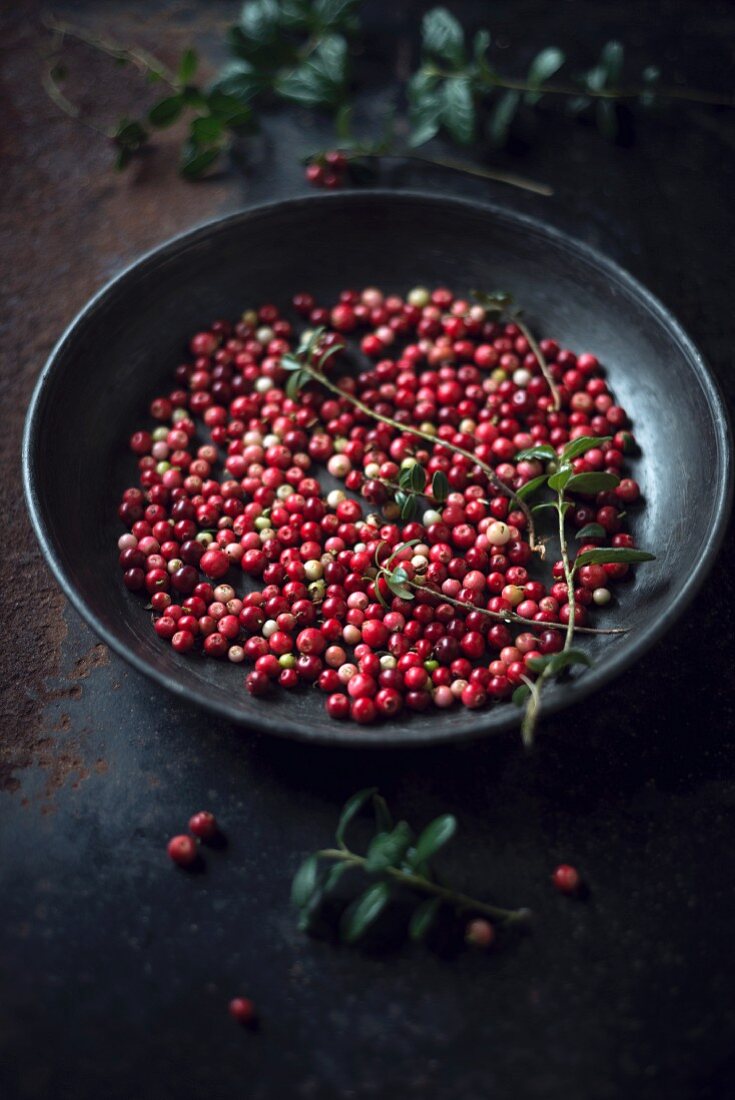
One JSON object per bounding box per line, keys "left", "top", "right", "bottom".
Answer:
{"left": 292, "top": 788, "right": 530, "bottom": 945}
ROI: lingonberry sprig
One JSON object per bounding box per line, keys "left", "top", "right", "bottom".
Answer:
{"left": 510, "top": 436, "right": 655, "bottom": 744}
{"left": 41, "top": 4, "right": 734, "bottom": 190}
{"left": 376, "top": 549, "right": 627, "bottom": 637}
{"left": 281, "top": 322, "right": 542, "bottom": 553}
{"left": 292, "top": 788, "right": 530, "bottom": 945}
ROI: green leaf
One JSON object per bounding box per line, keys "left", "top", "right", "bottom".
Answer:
{"left": 114, "top": 147, "right": 132, "bottom": 171}
{"left": 191, "top": 115, "right": 224, "bottom": 143}
{"left": 547, "top": 466, "right": 572, "bottom": 492}
{"left": 442, "top": 76, "right": 475, "bottom": 144}
{"left": 341, "top": 882, "right": 391, "bottom": 943}
{"left": 313, "top": 0, "right": 361, "bottom": 30}
{"left": 527, "top": 46, "right": 565, "bottom": 88}
{"left": 574, "top": 547, "right": 655, "bottom": 569}
{"left": 565, "top": 471, "right": 620, "bottom": 494}
{"left": 386, "top": 565, "right": 414, "bottom": 600}
{"left": 291, "top": 854, "right": 319, "bottom": 908}
{"left": 275, "top": 35, "right": 348, "bottom": 108}
{"left": 207, "top": 89, "right": 255, "bottom": 125}
{"left": 180, "top": 145, "right": 220, "bottom": 179}
{"left": 431, "top": 470, "right": 449, "bottom": 503}
{"left": 575, "top": 523, "right": 606, "bottom": 541}
{"left": 209, "top": 60, "right": 264, "bottom": 104}
{"left": 488, "top": 89, "right": 520, "bottom": 147}
{"left": 562, "top": 435, "right": 611, "bottom": 461}
{"left": 567, "top": 94, "right": 592, "bottom": 115}
{"left": 407, "top": 70, "right": 443, "bottom": 148}
{"left": 515, "top": 444, "right": 556, "bottom": 462}
{"left": 512, "top": 683, "right": 531, "bottom": 707}
{"left": 547, "top": 647, "right": 592, "bottom": 676}
{"left": 317, "top": 343, "right": 344, "bottom": 371}
{"left": 372, "top": 793, "right": 393, "bottom": 835}
{"left": 472, "top": 289, "right": 514, "bottom": 314}
{"left": 115, "top": 118, "right": 148, "bottom": 147}
{"left": 422, "top": 7, "right": 465, "bottom": 66}
{"left": 297, "top": 889, "right": 324, "bottom": 933}
{"left": 324, "top": 861, "right": 349, "bottom": 894}
{"left": 148, "top": 95, "right": 184, "bottom": 128}
{"left": 517, "top": 474, "right": 549, "bottom": 501}
{"left": 473, "top": 28, "right": 491, "bottom": 71}
{"left": 178, "top": 47, "right": 198, "bottom": 84}
{"left": 531, "top": 501, "right": 558, "bottom": 514}
{"left": 395, "top": 491, "right": 417, "bottom": 523}
{"left": 286, "top": 369, "right": 309, "bottom": 397}
{"left": 409, "top": 897, "right": 441, "bottom": 942}
{"left": 365, "top": 821, "right": 413, "bottom": 874}
{"left": 335, "top": 787, "right": 377, "bottom": 848}
{"left": 412, "top": 814, "right": 456, "bottom": 865}
{"left": 335, "top": 102, "right": 352, "bottom": 142}
{"left": 596, "top": 99, "right": 618, "bottom": 141}
{"left": 400, "top": 462, "right": 426, "bottom": 494}
{"left": 601, "top": 40, "right": 624, "bottom": 83}
{"left": 526, "top": 655, "right": 552, "bottom": 674}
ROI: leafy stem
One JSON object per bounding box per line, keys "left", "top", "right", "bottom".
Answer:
{"left": 512, "top": 435, "right": 656, "bottom": 745}
{"left": 315, "top": 848, "right": 528, "bottom": 924}
{"left": 326, "top": 149, "right": 553, "bottom": 197}
{"left": 387, "top": 573, "right": 625, "bottom": 636}
{"left": 43, "top": 14, "right": 178, "bottom": 85}
{"left": 282, "top": 327, "right": 543, "bottom": 554}
{"left": 292, "top": 789, "right": 530, "bottom": 947}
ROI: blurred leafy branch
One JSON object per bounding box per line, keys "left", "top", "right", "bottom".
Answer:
{"left": 41, "top": 3, "right": 734, "bottom": 187}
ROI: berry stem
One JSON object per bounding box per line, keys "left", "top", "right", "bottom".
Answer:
{"left": 520, "top": 487, "right": 578, "bottom": 746}
{"left": 398, "top": 576, "right": 623, "bottom": 636}
{"left": 513, "top": 316, "right": 560, "bottom": 411}
{"left": 316, "top": 847, "right": 529, "bottom": 924}
{"left": 421, "top": 63, "right": 735, "bottom": 109}
{"left": 43, "top": 15, "right": 178, "bottom": 86}
{"left": 342, "top": 151, "right": 553, "bottom": 197}
{"left": 300, "top": 360, "right": 543, "bottom": 555}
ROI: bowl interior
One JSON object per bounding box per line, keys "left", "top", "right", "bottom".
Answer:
{"left": 24, "top": 193, "right": 731, "bottom": 746}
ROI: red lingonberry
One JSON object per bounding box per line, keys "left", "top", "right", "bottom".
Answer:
{"left": 167, "top": 834, "right": 197, "bottom": 866}
{"left": 552, "top": 864, "right": 581, "bottom": 895}
{"left": 189, "top": 811, "right": 218, "bottom": 840}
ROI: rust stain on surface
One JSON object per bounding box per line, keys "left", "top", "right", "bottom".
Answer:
{"left": 0, "top": 1, "right": 243, "bottom": 796}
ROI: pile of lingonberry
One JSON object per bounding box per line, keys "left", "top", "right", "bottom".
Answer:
{"left": 117, "top": 285, "right": 641, "bottom": 725}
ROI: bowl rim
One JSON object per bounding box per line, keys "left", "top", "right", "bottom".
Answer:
{"left": 22, "top": 190, "right": 734, "bottom": 748}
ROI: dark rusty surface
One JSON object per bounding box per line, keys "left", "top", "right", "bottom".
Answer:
{"left": 1, "top": 2, "right": 734, "bottom": 1098}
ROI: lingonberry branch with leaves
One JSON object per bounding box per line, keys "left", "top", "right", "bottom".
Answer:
{"left": 293, "top": 787, "right": 531, "bottom": 946}
{"left": 41, "top": 3, "right": 734, "bottom": 190}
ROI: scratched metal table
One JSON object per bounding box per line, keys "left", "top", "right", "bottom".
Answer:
{"left": 2, "top": 3, "right": 734, "bottom": 1098}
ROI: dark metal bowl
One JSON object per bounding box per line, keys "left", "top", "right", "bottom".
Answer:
{"left": 23, "top": 192, "right": 732, "bottom": 747}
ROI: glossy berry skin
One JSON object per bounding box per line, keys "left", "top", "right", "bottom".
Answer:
{"left": 189, "top": 811, "right": 218, "bottom": 840}
{"left": 167, "top": 835, "right": 197, "bottom": 866}
{"left": 228, "top": 997, "right": 257, "bottom": 1026}
{"left": 552, "top": 864, "right": 581, "bottom": 895}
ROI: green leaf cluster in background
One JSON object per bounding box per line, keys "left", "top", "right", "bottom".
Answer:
{"left": 112, "top": 0, "right": 359, "bottom": 176}
{"left": 48, "top": 1, "right": 735, "bottom": 189}
{"left": 221, "top": 0, "right": 357, "bottom": 108}
{"left": 407, "top": 7, "right": 660, "bottom": 152}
